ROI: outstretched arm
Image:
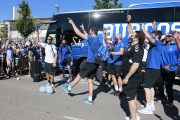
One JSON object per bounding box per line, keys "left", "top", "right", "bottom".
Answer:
{"left": 104, "top": 28, "right": 113, "bottom": 44}
{"left": 141, "top": 24, "right": 155, "bottom": 44}
{"left": 36, "top": 32, "right": 41, "bottom": 46}
{"left": 68, "top": 18, "right": 87, "bottom": 40}
{"left": 174, "top": 31, "right": 180, "bottom": 51}
{"left": 127, "top": 15, "right": 135, "bottom": 35}
{"left": 80, "top": 23, "right": 88, "bottom": 36}
{"left": 152, "top": 20, "right": 157, "bottom": 31}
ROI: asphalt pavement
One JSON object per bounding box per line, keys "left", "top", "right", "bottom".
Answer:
{"left": 0, "top": 74, "right": 180, "bottom": 120}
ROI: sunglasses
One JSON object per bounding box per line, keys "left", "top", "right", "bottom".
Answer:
{"left": 47, "top": 39, "right": 52, "bottom": 40}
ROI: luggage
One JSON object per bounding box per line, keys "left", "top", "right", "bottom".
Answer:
{"left": 33, "top": 74, "right": 40, "bottom": 82}
{"left": 31, "top": 60, "right": 42, "bottom": 82}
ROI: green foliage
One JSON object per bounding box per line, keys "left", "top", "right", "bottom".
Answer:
{"left": 0, "top": 23, "right": 8, "bottom": 38}
{"left": 93, "top": 0, "right": 123, "bottom": 9}
{"left": 15, "top": 0, "right": 36, "bottom": 38}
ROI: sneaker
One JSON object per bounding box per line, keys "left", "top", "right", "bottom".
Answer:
{"left": 157, "top": 98, "right": 167, "bottom": 104}
{"left": 125, "top": 113, "right": 141, "bottom": 120}
{"left": 46, "top": 83, "right": 51, "bottom": 87}
{"left": 84, "top": 98, "right": 93, "bottom": 105}
{"left": 60, "top": 76, "right": 66, "bottom": 81}
{"left": 141, "top": 105, "right": 155, "bottom": 111}
{"left": 62, "top": 84, "right": 71, "bottom": 93}
{"left": 138, "top": 107, "right": 153, "bottom": 114}
{"left": 165, "top": 101, "right": 173, "bottom": 107}
{"left": 67, "top": 76, "right": 72, "bottom": 83}
{"left": 50, "top": 84, "right": 55, "bottom": 88}
{"left": 110, "top": 90, "right": 119, "bottom": 96}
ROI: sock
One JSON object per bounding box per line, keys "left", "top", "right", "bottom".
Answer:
{"left": 119, "top": 87, "right": 123, "bottom": 92}
{"left": 88, "top": 96, "right": 92, "bottom": 101}
{"left": 146, "top": 103, "right": 151, "bottom": 110}
{"left": 68, "top": 86, "right": 71, "bottom": 91}
{"left": 151, "top": 101, "right": 154, "bottom": 107}
{"left": 52, "top": 81, "right": 55, "bottom": 85}
{"left": 115, "top": 85, "right": 118, "bottom": 91}
{"left": 48, "top": 80, "right": 51, "bottom": 84}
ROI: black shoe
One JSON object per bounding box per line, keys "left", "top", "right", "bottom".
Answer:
{"left": 110, "top": 90, "right": 119, "bottom": 96}
{"left": 119, "top": 91, "right": 123, "bottom": 96}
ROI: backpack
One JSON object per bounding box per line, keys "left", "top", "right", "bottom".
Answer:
{"left": 44, "top": 44, "right": 53, "bottom": 51}
{"left": 89, "top": 37, "right": 109, "bottom": 65}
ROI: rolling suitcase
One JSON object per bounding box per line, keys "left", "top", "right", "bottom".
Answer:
{"left": 31, "top": 60, "right": 41, "bottom": 82}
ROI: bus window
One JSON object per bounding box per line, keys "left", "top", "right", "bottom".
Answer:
{"left": 90, "top": 10, "right": 127, "bottom": 31}
{"left": 175, "top": 7, "right": 180, "bottom": 21}
{"left": 48, "top": 12, "right": 89, "bottom": 34}
{"left": 128, "top": 7, "right": 174, "bottom": 23}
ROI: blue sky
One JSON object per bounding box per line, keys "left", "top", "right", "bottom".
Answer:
{"left": 0, "top": 0, "right": 178, "bottom": 22}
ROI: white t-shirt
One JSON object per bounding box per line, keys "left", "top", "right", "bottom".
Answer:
{"left": 41, "top": 43, "right": 57, "bottom": 63}
{"left": 142, "top": 44, "right": 150, "bottom": 62}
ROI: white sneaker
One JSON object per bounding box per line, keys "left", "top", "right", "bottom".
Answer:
{"left": 141, "top": 105, "right": 155, "bottom": 111}
{"left": 67, "top": 76, "right": 72, "bottom": 83}
{"left": 50, "top": 84, "right": 55, "bottom": 88}
{"left": 125, "top": 113, "right": 141, "bottom": 120}
{"left": 138, "top": 107, "right": 153, "bottom": 114}
{"left": 46, "top": 83, "right": 51, "bottom": 87}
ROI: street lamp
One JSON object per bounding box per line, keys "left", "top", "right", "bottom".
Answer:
{"left": 55, "top": 5, "right": 60, "bottom": 13}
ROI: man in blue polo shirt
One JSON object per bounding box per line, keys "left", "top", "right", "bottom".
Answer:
{"left": 156, "top": 31, "right": 180, "bottom": 107}
{"left": 59, "top": 39, "right": 73, "bottom": 82}
{"left": 62, "top": 18, "right": 99, "bottom": 105}
{"left": 104, "top": 33, "right": 125, "bottom": 96}
{"left": 138, "top": 24, "right": 163, "bottom": 114}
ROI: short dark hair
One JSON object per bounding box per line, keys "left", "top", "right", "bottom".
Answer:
{"left": 47, "top": 36, "right": 53, "bottom": 40}
{"left": 136, "top": 31, "right": 145, "bottom": 45}
{"left": 152, "top": 30, "right": 162, "bottom": 40}
{"left": 90, "top": 27, "right": 98, "bottom": 35}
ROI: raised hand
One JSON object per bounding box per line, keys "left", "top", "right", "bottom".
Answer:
{"left": 152, "top": 20, "right": 156, "bottom": 27}
{"left": 80, "top": 23, "right": 84, "bottom": 30}
{"left": 127, "top": 15, "right": 131, "bottom": 22}
{"left": 68, "top": 18, "right": 74, "bottom": 24}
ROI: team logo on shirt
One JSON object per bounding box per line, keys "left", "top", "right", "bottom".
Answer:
{"left": 135, "top": 45, "right": 139, "bottom": 52}
{"left": 169, "top": 48, "right": 172, "bottom": 51}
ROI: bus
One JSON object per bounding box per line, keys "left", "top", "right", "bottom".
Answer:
{"left": 43, "top": 1, "right": 180, "bottom": 76}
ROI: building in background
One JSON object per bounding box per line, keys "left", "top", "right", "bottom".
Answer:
{"left": 3, "top": 6, "right": 52, "bottom": 43}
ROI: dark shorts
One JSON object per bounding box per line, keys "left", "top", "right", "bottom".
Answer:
{"left": 141, "top": 62, "right": 146, "bottom": 71}
{"left": 79, "top": 62, "right": 99, "bottom": 80}
{"left": 106, "top": 63, "right": 113, "bottom": 74}
{"left": 123, "top": 76, "right": 142, "bottom": 101}
{"left": 143, "top": 68, "right": 161, "bottom": 88}
{"left": 62, "top": 58, "right": 71, "bottom": 66}
{"left": 102, "top": 61, "right": 107, "bottom": 72}
{"left": 110, "top": 64, "right": 122, "bottom": 77}
{"left": 44, "top": 62, "right": 55, "bottom": 75}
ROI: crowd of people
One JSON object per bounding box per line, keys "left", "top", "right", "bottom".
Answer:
{"left": 1, "top": 15, "right": 180, "bottom": 120}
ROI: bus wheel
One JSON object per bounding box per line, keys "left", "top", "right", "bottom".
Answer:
{"left": 80, "top": 59, "right": 87, "bottom": 69}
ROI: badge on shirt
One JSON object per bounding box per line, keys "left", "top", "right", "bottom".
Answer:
{"left": 129, "top": 58, "right": 133, "bottom": 63}
{"left": 169, "top": 48, "right": 172, "bottom": 51}
{"left": 135, "top": 45, "right": 139, "bottom": 52}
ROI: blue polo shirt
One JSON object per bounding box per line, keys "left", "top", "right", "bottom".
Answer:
{"left": 161, "top": 41, "right": 180, "bottom": 71}
{"left": 146, "top": 39, "right": 163, "bottom": 69}
{"left": 87, "top": 35, "right": 99, "bottom": 63}
{"left": 112, "top": 41, "right": 125, "bottom": 65}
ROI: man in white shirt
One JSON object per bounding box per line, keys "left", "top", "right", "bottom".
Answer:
{"left": 37, "top": 32, "right": 57, "bottom": 88}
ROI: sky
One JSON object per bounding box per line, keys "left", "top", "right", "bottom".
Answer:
{"left": 0, "top": 0, "right": 179, "bottom": 22}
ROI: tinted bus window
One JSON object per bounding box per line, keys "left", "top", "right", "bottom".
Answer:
{"left": 48, "top": 12, "right": 89, "bottom": 34}
{"left": 175, "top": 7, "right": 180, "bottom": 21}
{"left": 90, "top": 10, "right": 127, "bottom": 31}
{"left": 128, "top": 7, "right": 174, "bottom": 23}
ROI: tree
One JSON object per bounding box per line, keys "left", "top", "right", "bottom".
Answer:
{"left": 15, "top": 0, "right": 36, "bottom": 39}
{"left": 93, "top": 0, "right": 123, "bottom": 10}
{"left": 0, "top": 23, "right": 8, "bottom": 38}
